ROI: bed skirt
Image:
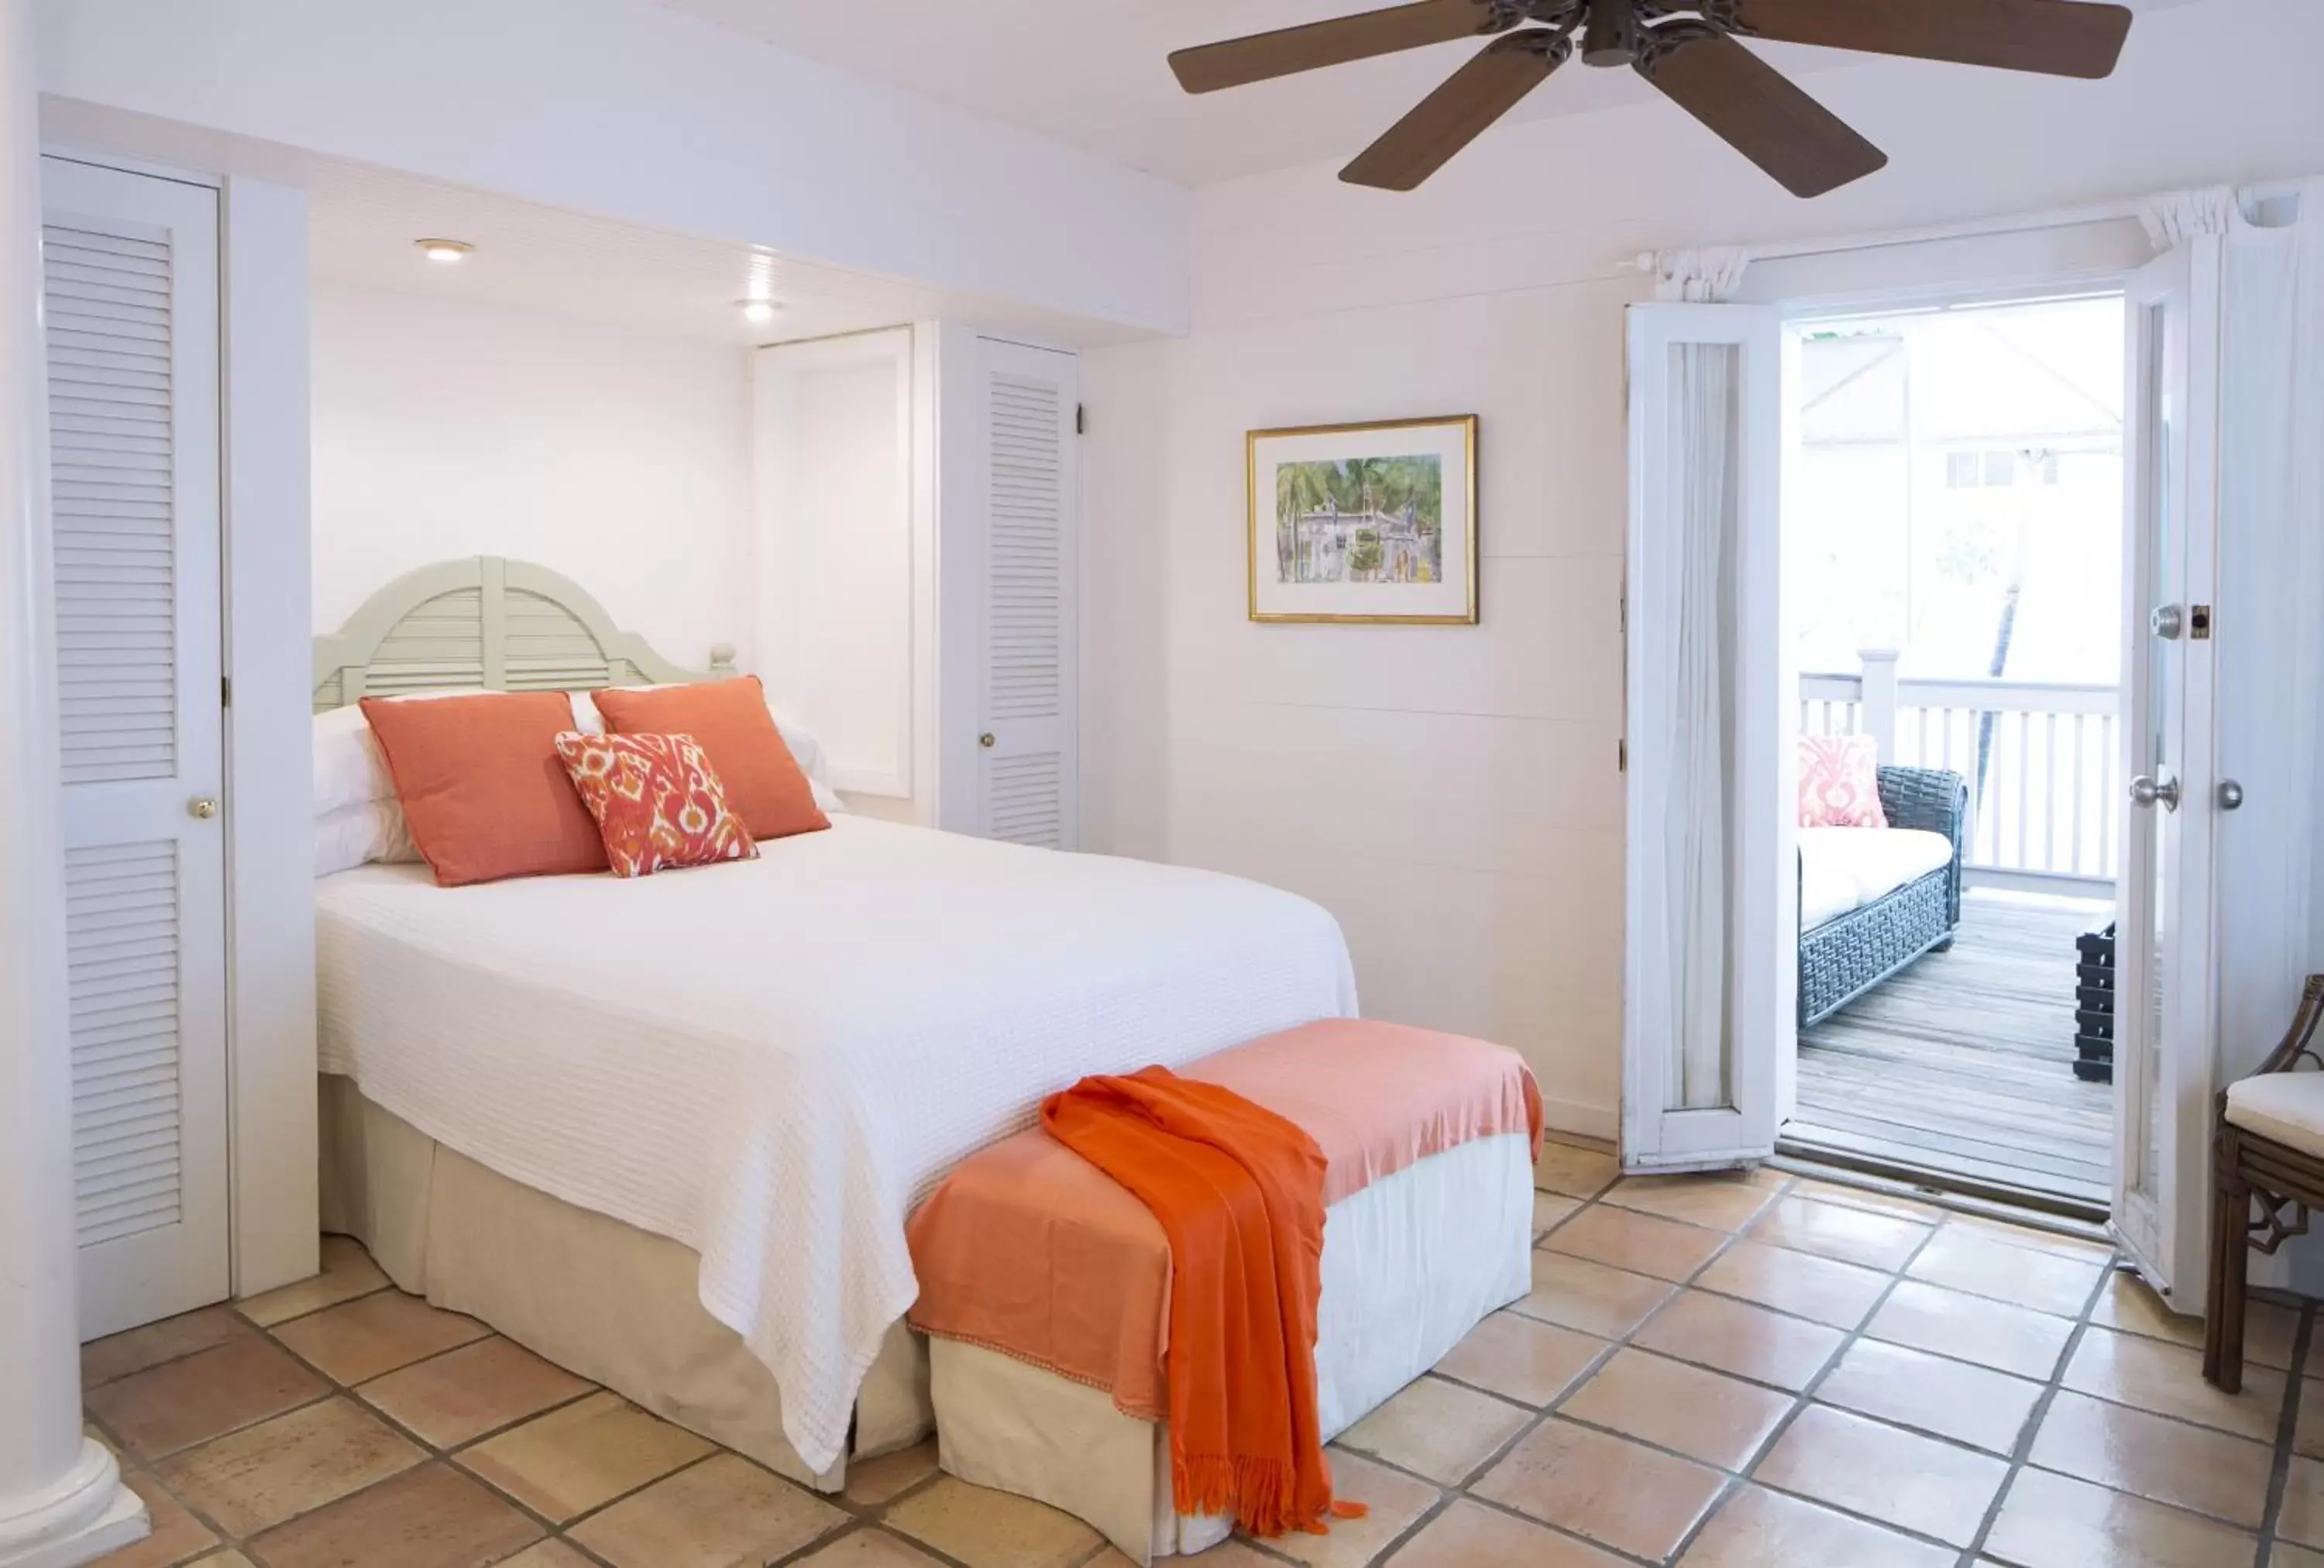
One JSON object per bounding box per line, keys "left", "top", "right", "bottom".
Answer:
{"left": 315, "top": 1072, "right": 932, "bottom": 1491}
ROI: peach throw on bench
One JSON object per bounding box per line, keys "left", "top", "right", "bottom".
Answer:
{"left": 1042, "top": 1067, "right": 1358, "bottom": 1539}
{"left": 909, "top": 1020, "right": 1543, "bottom": 1535}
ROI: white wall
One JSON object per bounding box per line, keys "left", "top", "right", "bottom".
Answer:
{"left": 311, "top": 281, "right": 753, "bottom": 671}
{"left": 1085, "top": 289, "right": 1631, "bottom": 1133}
{"left": 1079, "top": 0, "right": 2324, "bottom": 1135}
{"left": 35, "top": 0, "right": 1188, "bottom": 335}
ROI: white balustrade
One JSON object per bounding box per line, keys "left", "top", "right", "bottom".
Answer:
{"left": 1798, "top": 667, "right": 2120, "bottom": 890}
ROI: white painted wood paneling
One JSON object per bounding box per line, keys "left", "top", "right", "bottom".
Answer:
{"left": 43, "top": 155, "right": 229, "bottom": 1338}
{"left": 973, "top": 338, "right": 1078, "bottom": 849}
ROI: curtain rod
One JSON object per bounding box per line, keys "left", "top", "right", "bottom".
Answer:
{"left": 1635, "top": 179, "right": 2309, "bottom": 273}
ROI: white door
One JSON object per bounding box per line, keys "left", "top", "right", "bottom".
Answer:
{"left": 42, "top": 156, "right": 230, "bottom": 1339}
{"left": 1621, "top": 303, "right": 1789, "bottom": 1171}
{"left": 2112, "top": 242, "right": 2223, "bottom": 1302}
{"left": 970, "top": 337, "right": 1078, "bottom": 848}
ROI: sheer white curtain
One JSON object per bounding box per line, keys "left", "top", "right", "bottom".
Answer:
{"left": 1662, "top": 343, "right": 1742, "bottom": 1110}
{"left": 2213, "top": 181, "right": 2324, "bottom": 1084}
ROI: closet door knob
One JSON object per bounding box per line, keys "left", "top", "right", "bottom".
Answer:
{"left": 978, "top": 733, "right": 997, "bottom": 749}
{"left": 187, "top": 796, "right": 219, "bottom": 820}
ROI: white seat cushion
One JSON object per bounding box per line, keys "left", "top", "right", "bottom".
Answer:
{"left": 1800, "top": 854, "right": 1858, "bottom": 930}
{"left": 1798, "top": 827, "right": 1954, "bottom": 933}
{"left": 2225, "top": 1071, "right": 2324, "bottom": 1156}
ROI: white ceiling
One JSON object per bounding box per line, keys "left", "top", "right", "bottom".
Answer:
{"left": 306, "top": 158, "right": 1150, "bottom": 347}
{"left": 650, "top": 0, "right": 2206, "bottom": 187}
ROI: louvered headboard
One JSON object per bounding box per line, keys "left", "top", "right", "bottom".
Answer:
{"left": 312, "top": 555, "right": 735, "bottom": 711}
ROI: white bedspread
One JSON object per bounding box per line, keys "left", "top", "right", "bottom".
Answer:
{"left": 315, "top": 817, "right": 1357, "bottom": 1473}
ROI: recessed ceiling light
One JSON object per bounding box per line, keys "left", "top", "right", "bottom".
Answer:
{"left": 738, "top": 298, "right": 780, "bottom": 325}
{"left": 415, "top": 238, "right": 474, "bottom": 263}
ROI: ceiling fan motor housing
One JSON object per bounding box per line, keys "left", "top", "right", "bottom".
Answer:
{"left": 1581, "top": 0, "right": 1642, "bottom": 66}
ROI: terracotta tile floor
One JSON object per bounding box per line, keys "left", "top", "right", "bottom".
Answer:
{"left": 78, "top": 1144, "right": 2322, "bottom": 1567}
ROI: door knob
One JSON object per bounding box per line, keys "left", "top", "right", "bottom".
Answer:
{"left": 978, "top": 733, "right": 996, "bottom": 749}
{"left": 2150, "top": 604, "right": 2185, "bottom": 640}
{"left": 2129, "top": 775, "right": 2181, "bottom": 812}
{"left": 2219, "top": 779, "right": 2245, "bottom": 811}
{"left": 187, "top": 796, "right": 219, "bottom": 820}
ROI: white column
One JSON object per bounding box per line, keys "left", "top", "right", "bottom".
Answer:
{"left": 0, "top": 2, "right": 149, "bottom": 1563}
{"left": 1858, "top": 647, "right": 1902, "bottom": 765}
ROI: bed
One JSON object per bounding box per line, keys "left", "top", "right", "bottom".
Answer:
{"left": 309, "top": 557, "right": 1360, "bottom": 1490}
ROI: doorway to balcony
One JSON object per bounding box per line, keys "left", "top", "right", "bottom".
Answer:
{"left": 1778, "top": 291, "right": 2126, "bottom": 1212}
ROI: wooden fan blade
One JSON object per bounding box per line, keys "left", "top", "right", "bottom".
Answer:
{"left": 1341, "top": 33, "right": 1569, "bottom": 191}
{"left": 1171, "top": 0, "right": 1508, "bottom": 95}
{"left": 1733, "top": 0, "right": 2132, "bottom": 80}
{"left": 1638, "top": 28, "right": 1886, "bottom": 198}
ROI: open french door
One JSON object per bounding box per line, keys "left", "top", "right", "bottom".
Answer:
{"left": 2112, "top": 242, "right": 2223, "bottom": 1302}
{"left": 1621, "top": 302, "right": 1789, "bottom": 1172}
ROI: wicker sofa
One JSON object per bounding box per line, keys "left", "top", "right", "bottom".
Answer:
{"left": 1798, "top": 765, "right": 1969, "bottom": 1028}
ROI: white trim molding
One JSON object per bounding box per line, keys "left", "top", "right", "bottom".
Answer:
{"left": 221, "top": 170, "right": 318, "bottom": 1300}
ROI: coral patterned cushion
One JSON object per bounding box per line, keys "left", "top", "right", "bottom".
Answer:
{"left": 553, "top": 731, "right": 758, "bottom": 879}
{"left": 1797, "top": 734, "right": 1889, "bottom": 829}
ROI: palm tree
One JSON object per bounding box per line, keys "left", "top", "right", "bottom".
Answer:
{"left": 1972, "top": 448, "right": 2048, "bottom": 815}
{"left": 1335, "top": 457, "right": 1387, "bottom": 521}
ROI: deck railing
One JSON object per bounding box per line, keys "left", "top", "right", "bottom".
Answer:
{"left": 1801, "top": 652, "right": 2119, "bottom": 891}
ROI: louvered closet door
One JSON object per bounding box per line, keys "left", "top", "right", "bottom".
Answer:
{"left": 42, "top": 156, "right": 229, "bottom": 1340}
{"left": 974, "top": 337, "right": 1078, "bottom": 849}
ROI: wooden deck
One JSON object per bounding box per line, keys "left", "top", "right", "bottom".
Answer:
{"left": 1784, "top": 889, "right": 2116, "bottom": 1207}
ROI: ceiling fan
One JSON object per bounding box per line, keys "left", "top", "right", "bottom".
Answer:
{"left": 1168, "top": 0, "right": 2133, "bottom": 198}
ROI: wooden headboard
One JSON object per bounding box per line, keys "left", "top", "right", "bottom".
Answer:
{"left": 311, "top": 555, "right": 735, "bottom": 712}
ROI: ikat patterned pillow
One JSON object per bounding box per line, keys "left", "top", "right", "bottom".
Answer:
{"left": 1797, "top": 733, "right": 1889, "bottom": 829}
{"left": 553, "top": 731, "right": 758, "bottom": 879}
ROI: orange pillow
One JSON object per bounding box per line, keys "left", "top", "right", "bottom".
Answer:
{"left": 590, "top": 677, "right": 830, "bottom": 843}
{"left": 359, "top": 692, "right": 610, "bottom": 887}
{"left": 554, "top": 731, "right": 758, "bottom": 879}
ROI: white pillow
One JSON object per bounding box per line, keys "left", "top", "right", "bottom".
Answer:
{"left": 772, "top": 720, "right": 847, "bottom": 816}
{"left": 313, "top": 703, "right": 395, "bottom": 819}
{"left": 314, "top": 799, "right": 418, "bottom": 878}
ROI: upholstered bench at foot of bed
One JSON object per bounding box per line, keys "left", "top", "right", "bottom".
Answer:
{"left": 931, "top": 1134, "right": 1533, "bottom": 1561}
{"left": 906, "top": 1020, "right": 1540, "bottom": 1564}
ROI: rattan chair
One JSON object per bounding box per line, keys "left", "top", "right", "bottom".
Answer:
{"left": 2205, "top": 972, "right": 2324, "bottom": 1391}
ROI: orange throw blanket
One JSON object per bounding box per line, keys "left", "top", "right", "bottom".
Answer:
{"left": 1040, "top": 1066, "right": 1365, "bottom": 1540}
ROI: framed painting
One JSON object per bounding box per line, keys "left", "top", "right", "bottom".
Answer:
{"left": 1246, "top": 414, "right": 1478, "bottom": 624}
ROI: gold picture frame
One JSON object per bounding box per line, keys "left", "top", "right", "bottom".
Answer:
{"left": 1246, "top": 414, "right": 1479, "bottom": 624}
